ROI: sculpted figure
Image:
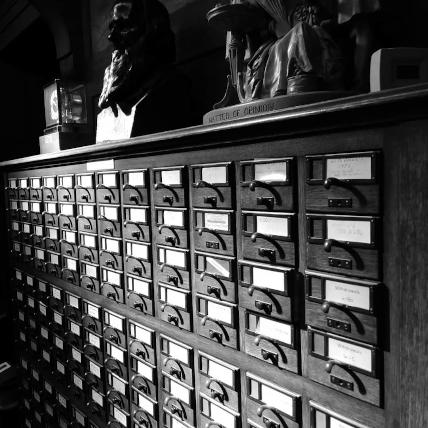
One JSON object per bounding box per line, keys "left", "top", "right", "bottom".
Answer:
{"left": 208, "top": 0, "right": 376, "bottom": 109}
{"left": 99, "top": 0, "right": 191, "bottom": 136}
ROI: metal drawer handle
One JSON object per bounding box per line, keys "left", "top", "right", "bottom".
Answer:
{"left": 160, "top": 263, "right": 183, "bottom": 284}
{"left": 154, "top": 183, "right": 179, "bottom": 204}
{"left": 164, "top": 357, "right": 185, "bottom": 380}
{"left": 164, "top": 397, "right": 186, "bottom": 420}
{"left": 206, "top": 378, "right": 227, "bottom": 403}
{"left": 56, "top": 185, "right": 72, "bottom": 200}
{"left": 196, "top": 180, "right": 224, "bottom": 202}
{"left": 323, "top": 239, "right": 364, "bottom": 269}
{"left": 255, "top": 300, "right": 272, "bottom": 314}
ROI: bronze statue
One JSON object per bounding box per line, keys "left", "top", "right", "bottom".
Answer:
{"left": 208, "top": 0, "right": 376, "bottom": 110}
{"left": 98, "top": 0, "right": 191, "bottom": 137}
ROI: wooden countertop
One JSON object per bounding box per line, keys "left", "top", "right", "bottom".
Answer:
{"left": 1, "top": 83, "right": 428, "bottom": 169}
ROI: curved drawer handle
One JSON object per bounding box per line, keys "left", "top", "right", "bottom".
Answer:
{"left": 81, "top": 275, "right": 96, "bottom": 289}
{"left": 100, "top": 251, "right": 119, "bottom": 269}
{"left": 42, "top": 186, "right": 55, "bottom": 199}
{"left": 132, "top": 374, "right": 151, "bottom": 394}
{"left": 126, "top": 255, "right": 147, "bottom": 273}
{"left": 158, "top": 224, "right": 180, "bottom": 246}
{"left": 78, "top": 245, "right": 96, "bottom": 262}
{"left": 96, "top": 184, "right": 116, "bottom": 197}
{"left": 196, "top": 180, "right": 224, "bottom": 202}
{"left": 135, "top": 410, "right": 152, "bottom": 428}
{"left": 130, "top": 340, "right": 150, "bottom": 361}
{"left": 98, "top": 215, "right": 117, "bottom": 230}
{"left": 77, "top": 215, "right": 93, "bottom": 228}
{"left": 74, "top": 184, "right": 91, "bottom": 202}
{"left": 205, "top": 378, "right": 227, "bottom": 403}
{"left": 164, "top": 357, "right": 185, "bottom": 381}
{"left": 58, "top": 214, "right": 73, "bottom": 229}
{"left": 164, "top": 396, "right": 186, "bottom": 420}
{"left": 132, "top": 295, "right": 148, "bottom": 313}
{"left": 160, "top": 304, "right": 183, "bottom": 326}
{"left": 160, "top": 263, "right": 183, "bottom": 284}
{"left": 61, "top": 268, "right": 75, "bottom": 282}
{"left": 325, "top": 359, "right": 348, "bottom": 373}
{"left": 323, "top": 239, "right": 364, "bottom": 269}
{"left": 56, "top": 185, "right": 72, "bottom": 200}
{"left": 201, "top": 316, "right": 228, "bottom": 343}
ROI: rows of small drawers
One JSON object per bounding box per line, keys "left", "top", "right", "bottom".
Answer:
{"left": 13, "top": 269, "right": 372, "bottom": 428}
{"left": 7, "top": 152, "right": 384, "bottom": 408}
{"left": 6, "top": 160, "right": 301, "bottom": 372}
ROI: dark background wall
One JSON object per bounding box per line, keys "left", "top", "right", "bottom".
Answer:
{"left": 0, "top": 0, "right": 427, "bottom": 161}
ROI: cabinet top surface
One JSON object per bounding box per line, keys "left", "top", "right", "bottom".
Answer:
{"left": 2, "top": 83, "right": 428, "bottom": 170}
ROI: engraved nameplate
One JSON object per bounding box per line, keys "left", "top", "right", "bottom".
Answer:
{"left": 325, "top": 279, "right": 371, "bottom": 311}
{"left": 328, "top": 338, "right": 372, "bottom": 372}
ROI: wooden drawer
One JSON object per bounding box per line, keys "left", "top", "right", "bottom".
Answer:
{"left": 239, "top": 261, "right": 294, "bottom": 321}
{"left": 240, "top": 158, "right": 295, "bottom": 211}
{"left": 157, "top": 246, "right": 190, "bottom": 289}
{"left": 246, "top": 373, "right": 301, "bottom": 428}
{"left": 46, "top": 252, "right": 61, "bottom": 277}
{"left": 86, "top": 388, "right": 107, "bottom": 424}
{"left": 195, "top": 252, "right": 236, "bottom": 303}
{"left": 161, "top": 374, "right": 195, "bottom": 427}
{"left": 131, "top": 390, "right": 158, "bottom": 428}
{"left": 161, "top": 336, "right": 193, "bottom": 387}
{"left": 200, "top": 394, "right": 240, "bottom": 428}
{"left": 155, "top": 207, "right": 189, "bottom": 248}
{"left": 83, "top": 332, "right": 104, "bottom": 364}
{"left": 29, "top": 177, "right": 43, "bottom": 200}
{"left": 108, "top": 403, "right": 131, "bottom": 427}
{"left": 43, "top": 202, "right": 58, "bottom": 227}
{"left": 65, "top": 318, "right": 83, "bottom": 348}
{"left": 124, "top": 206, "right": 151, "bottom": 242}
{"left": 306, "top": 151, "right": 380, "bottom": 214}
{"left": 159, "top": 283, "right": 192, "bottom": 331}
{"left": 101, "top": 268, "right": 124, "bottom": 303}
{"left": 191, "top": 162, "right": 235, "bottom": 209}
{"left": 75, "top": 173, "right": 95, "bottom": 203}
{"left": 306, "top": 271, "right": 380, "bottom": 344}
{"left": 103, "top": 310, "right": 127, "bottom": 347}
{"left": 123, "top": 169, "right": 149, "bottom": 205}
{"left": 129, "top": 321, "right": 156, "bottom": 366}
{"left": 198, "top": 352, "right": 240, "bottom": 413}
{"left": 78, "top": 232, "right": 98, "bottom": 263}
{"left": 96, "top": 171, "right": 120, "bottom": 204}
{"left": 42, "top": 176, "right": 57, "bottom": 201}
{"left": 163, "top": 410, "right": 195, "bottom": 428}
{"left": 77, "top": 204, "right": 97, "bottom": 233}
{"left": 60, "top": 230, "right": 78, "bottom": 257}
{"left": 153, "top": 166, "right": 187, "bottom": 207}
{"left": 44, "top": 227, "right": 60, "bottom": 251}
{"left": 80, "top": 262, "right": 100, "bottom": 293}
{"left": 126, "top": 275, "right": 154, "bottom": 315}
{"left": 307, "top": 327, "right": 382, "bottom": 406}
{"left": 85, "top": 358, "right": 105, "bottom": 392}
{"left": 61, "top": 256, "right": 79, "bottom": 285}
{"left": 58, "top": 203, "right": 76, "bottom": 230}
{"left": 306, "top": 214, "right": 381, "bottom": 280}
{"left": 98, "top": 205, "right": 121, "bottom": 237}
{"left": 242, "top": 211, "right": 296, "bottom": 267}
{"left": 191, "top": 162, "right": 234, "bottom": 209}
{"left": 197, "top": 295, "right": 238, "bottom": 349}
{"left": 130, "top": 357, "right": 157, "bottom": 401}
{"left": 105, "top": 342, "right": 129, "bottom": 381}
{"left": 107, "top": 371, "right": 130, "bottom": 412}
{"left": 125, "top": 241, "right": 152, "bottom": 278}
{"left": 57, "top": 175, "right": 75, "bottom": 202}
{"left": 100, "top": 236, "right": 123, "bottom": 271}
{"left": 309, "top": 401, "right": 372, "bottom": 428}
{"left": 193, "top": 209, "right": 235, "bottom": 256}
{"left": 64, "top": 292, "right": 81, "bottom": 320}
{"left": 82, "top": 300, "right": 103, "bottom": 334}
{"left": 244, "top": 311, "right": 298, "bottom": 373}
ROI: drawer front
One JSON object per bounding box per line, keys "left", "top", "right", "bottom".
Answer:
{"left": 194, "top": 210, "right": 235, "bottom": 256}
{"left": 123, "top": 169, "right": 149, "bottom": 205}
{"left": 127, "top": 290, "right": 154, "bottom": 316}
{"left": 307, "top": 328, "right": 381, "bottom": 406}
{"left": 244, "top": 311, "right": 298, "bottom": 372}
{"left": 161, "top": 336, "right": 193, "bottom": 387}
{"left": 161, "top": 377, "right": 195, "bottom": 426}
{"left": 306, "top": 215, "right": 381, "bottom": 280}
{"left": 97, "top": 187, "right": 120, "bottom": 205}
{"left": 153, "top": 167, "right": 187, "bottom": 207}
{"left": 130, "top": 359, "right": 157, "bottom": 401}
{"left": 191, "top": 163, "right": 234, "bottom": 209}
{"left": 198, "top": 352, "right": 240, "bottom": 412}
{"left": 309, "top": 401, "right": 372, "bottom": 428}
{"left": 157, "top": 247, "right": 190, "bottom": 289}
{"left": 306, "top": 152, "right": 380, "bottom": 214}
{"left": 197, "top": 296, "right": 238, "bottom": 349}
{"left": 242, "top": 212, "right": 296, "bottom": 266}
{"left": 195, "top": 252, "right": 236, "bottom": 303}
{"left": 129, "top": 321, "right": 156, "bottom": 366}
{"left": 246, "top": 373, "right": 300, "bottom": 428}
{"left": 76, "top": 188, "right": 95, "bottom": 204}
{"left": 200, "top": 395, "right": 239, "bottom": 428}
{"left": 155, "top": 208, "right": 189, "bottom": 249}
{"left": 103, "top": 312, "right": 127, "bottom": 347}
{"left": 241, "top": 158, "right": 295, "bottom": 211}
{"left": 239, "top": 261, "right": 293, "bottom": 321}
{"left": 306, "top": 271, "right": 380, "bottom": 344}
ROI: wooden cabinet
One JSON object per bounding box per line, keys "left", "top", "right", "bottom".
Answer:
{"left": 2, "top": 86, "right": 428, "bottom": 427}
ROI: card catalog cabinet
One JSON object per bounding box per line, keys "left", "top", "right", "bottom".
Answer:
{"left": 3, "top": 89, "right": 428, "bottom": 428}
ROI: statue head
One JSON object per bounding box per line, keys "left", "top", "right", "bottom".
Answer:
{"left": 99, "top": 0, "right": 176, "bottom": 113}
